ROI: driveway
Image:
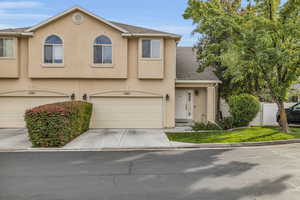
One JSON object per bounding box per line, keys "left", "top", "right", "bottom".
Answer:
{"left": 1, "top": 145, "right": 300, "bottom": 199}
{"left": 0, "top": 128, "right": 172, "bottom": 149}
{"left": 64, "top": 129, "right": 171, "bottom": 148}
{"left": 0, "top": 129, "right": 31, "bottom": 149}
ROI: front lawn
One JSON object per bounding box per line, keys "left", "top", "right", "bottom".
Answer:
{"left": 166, "top": 126, "right": 300, "bottom": 144}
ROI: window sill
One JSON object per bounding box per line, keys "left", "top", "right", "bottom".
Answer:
{"left": 139, "top": 58, "right": 162, "bottom": 61}
{"left": 0, "top": 57, "right": 16, "bottom": 60}
{"left": 41, "top": 64, "right": 65, "bottom": 68}
{"left": 91, "top": 64, "right": 114, "bottom": 68}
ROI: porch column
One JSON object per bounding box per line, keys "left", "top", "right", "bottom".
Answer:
{"left": 206, "top": 86, "right": 216, "bottom": 122}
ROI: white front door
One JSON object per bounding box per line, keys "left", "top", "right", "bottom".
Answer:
{"left": 175, "top": 90, "right": 193, "bottom": 120}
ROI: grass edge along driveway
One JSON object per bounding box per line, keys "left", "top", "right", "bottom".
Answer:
{"left": 166, "top": 126, "right": 300, "bottom": 144}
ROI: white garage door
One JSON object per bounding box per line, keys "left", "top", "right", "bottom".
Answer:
{"left": 90, "top": 97, "right": 163, "bottom": 128}
{"left": 0, "top": 96, "right": 69, "bottom": 128}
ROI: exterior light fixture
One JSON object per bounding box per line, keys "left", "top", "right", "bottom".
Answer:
{"left": 166, "top": 94, "right": 170, "bottom": 101}
{"left": 71, "top": 93, "right": 75, "bottom": 100}
{"left": 194, "top": 90, "right": 199, "bottom": 96}
{"left": 83, "top": 94, "right": 87, "bottom": 101}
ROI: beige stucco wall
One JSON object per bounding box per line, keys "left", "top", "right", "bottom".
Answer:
{"left": 138, "top": 38, "right": 164, "bottom": 79}
{"left": 193, "top": 88, "right": 207, "bottom": 122}
{"left": 0, "top": 37, "right": 19, "bottom": 78}
{"left": 28, "top": 10, "right": 128, "bottom": 79}
{"left": 0, "top": 11, "right": 177, "bottom": 127}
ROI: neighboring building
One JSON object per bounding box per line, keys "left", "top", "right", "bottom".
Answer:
{"left": 0, "top": 6, "right": 220, "bottom": 129}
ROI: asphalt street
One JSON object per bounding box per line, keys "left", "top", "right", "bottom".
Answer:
{"left": 1, "top": 144, "right": 300, "bottom": 200}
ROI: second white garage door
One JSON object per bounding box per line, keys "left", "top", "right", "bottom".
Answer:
{"left": 90, "top": 97, "right": 163, "bottom": 128}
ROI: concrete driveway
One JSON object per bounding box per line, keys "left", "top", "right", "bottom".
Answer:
{"left": 64, "top": 129, "right": 171, "bottom": 149}
{"left": 0, "top": 128, "right": 172, "bottom": 149}
{"left": 0, "top": 129, "right": 31, "bottom": 149}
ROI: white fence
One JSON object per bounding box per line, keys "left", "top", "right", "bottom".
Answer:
{"left": 220, "top": 99, "right": 297, "bottom": 126}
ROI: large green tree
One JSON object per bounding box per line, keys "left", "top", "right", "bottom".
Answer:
{"left": 190, "top": 0, "right": 267, "bottom": 100}
{"left": 184, "top": 0, "right": 300, "bottom": 132}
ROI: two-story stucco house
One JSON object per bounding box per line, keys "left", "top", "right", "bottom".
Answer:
{"left": 0, "top": 6, "right": 220, "bottom": 129}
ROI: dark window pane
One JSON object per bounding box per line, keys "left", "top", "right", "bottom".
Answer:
{"left": 103, "top": 46, "right": 112, "bottom": 64}
{"left": 0, "top": 39, "right": 3, "bottom": 57}
{"left": 142, "top": 40, "right": 151, "bottom": 58}
{"left": 95, "top": 36, "right": 111, "bottom": 45}
{"left": 44, "top": 45, "right": 53, "bottom": 63}
{"left": 54, "top": 59, "right": 63, "bottom": 63}
{"left": 45, "top": 35, "right": 63, "bottom": 44}
{"left": 94, "top": 46, "right": 102, "bottom": 63}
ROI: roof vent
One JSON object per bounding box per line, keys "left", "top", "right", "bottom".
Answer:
{"left": 72, "top": 12, "right": 84, "bottom": 25}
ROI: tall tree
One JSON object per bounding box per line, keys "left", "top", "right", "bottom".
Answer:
{"left": 184, "top": 0, "right": 300, "bottom": 132}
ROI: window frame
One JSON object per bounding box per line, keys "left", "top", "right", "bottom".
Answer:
{"left": 42, "top": 34, "right": 64, "bottom": 67}
{"left": 0, "top": 37, "right": 16, "bottom": 59}
{"left": 91, "top": 35, "right": 113, "bottom": 68}
{"left": 140, "top": 39, "right": 162, "bottom": 60}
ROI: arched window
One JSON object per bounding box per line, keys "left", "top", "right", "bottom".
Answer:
{"left": 44, "top": 35, "right": 63, "bottom": 64}
{"left": 94, "top": 35, "right": 112, "bottom": 64}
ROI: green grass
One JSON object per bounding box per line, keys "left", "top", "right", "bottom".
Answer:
{"left": 166, "top": 127, "right": 300, "bottom": 144}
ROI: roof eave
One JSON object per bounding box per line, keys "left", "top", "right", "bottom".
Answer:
{"left": 122, "top": 33, "right": 181, "bottom": 40}
{"left": 176, "top": 80, "right": 222, "bottom": 84}
{"left": 0, "top": 32, "right": 34, "bottom": 36}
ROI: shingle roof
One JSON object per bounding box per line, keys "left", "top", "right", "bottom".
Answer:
{"left": 176, "top": 47, "right": 220, "bottom": 81}
{"left": 0, "top": 27, "right": 29, "bottom": 33}
{"left": 109, "top": 21, "right": 179, "bottom": 36}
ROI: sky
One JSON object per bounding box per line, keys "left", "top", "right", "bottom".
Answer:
{"left": 0, "top": 0, "right": 199, "bottom": 46}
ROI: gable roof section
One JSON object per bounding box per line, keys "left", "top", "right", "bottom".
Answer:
{"left": 176, "top": 47, "right": 220, "bottom": 82}
{"left": 0, "top": 6, "right": 181, "bottom": 39}
{"left": 26, "top": 6, "right": 128, "bottom": 33}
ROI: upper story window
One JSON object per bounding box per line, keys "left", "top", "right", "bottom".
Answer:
{"left": 0, "top": 38, "right": 14, "bottom": 58}
{"left": 44, "top": 35, "right": 63, "bottom": 64}
{"left": 142, "top": 39, "right": 161, "bottom": 59}
{"left": 93, "top": 35, "right": 112, "bottom": 64}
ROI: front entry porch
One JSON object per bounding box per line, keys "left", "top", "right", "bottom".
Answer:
{"left": 175, "top": 80, "right": 219, "bottom": 124}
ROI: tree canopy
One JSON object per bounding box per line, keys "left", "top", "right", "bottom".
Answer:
{"left": 184, "top": 0, "right": 300, "bottom": 132}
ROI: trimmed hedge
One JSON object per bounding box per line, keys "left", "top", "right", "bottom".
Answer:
{"left": 228, "top": 94, "right": 260, "bottom": 127}
{"left": 192, "top": 121, "right": 222, "bottom": 131}
{"left": 25, "top": 101, "right": 93, "bottom": 147}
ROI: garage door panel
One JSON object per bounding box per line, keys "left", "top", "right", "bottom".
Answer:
{"left": 90, "top": 97, "right": 163, "bottom": 128}
{"left": 0, "top": 96, "right": 68, "bottom": 128}
{"left": 95, "top": 113, "right": 162, "bottom": 121}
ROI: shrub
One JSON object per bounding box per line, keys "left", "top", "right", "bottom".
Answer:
{"left": 192, "top": 121, "right": 222, "bottom": 131}
{"left": 217, "top": 117, "right": 234, "bottom": 130}
{"left": 228, "top": 94, "right": 260, "bottom": 127}
{"left": 25, "top": 101, "right": 93, "bottom": 147}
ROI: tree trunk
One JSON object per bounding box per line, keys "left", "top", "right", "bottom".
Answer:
{"left": 277, "top": 101, "right": 289, "bottom": 133}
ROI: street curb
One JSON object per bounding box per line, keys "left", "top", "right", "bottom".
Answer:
{"left": 165, "top": 126, "right": 249, "bottom": 133}
{"left": 2, "top": 138, "right": 300, "bottom": 152}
